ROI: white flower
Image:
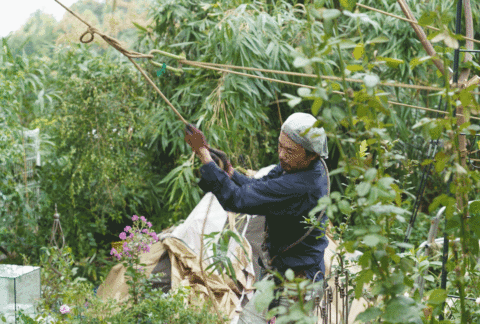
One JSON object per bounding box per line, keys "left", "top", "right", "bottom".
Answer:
{"left": 476, "top": 297, "right": 480, "bottom": 305}
{"left": 59, "top": 304, "right": 70, "bottom": 314}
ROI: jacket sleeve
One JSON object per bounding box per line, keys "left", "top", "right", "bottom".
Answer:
{"left": 231, "top": 164, "right": 283, "bottom": 186}
{"left": 198, "top": 162, "right": 307, "bottom": 216}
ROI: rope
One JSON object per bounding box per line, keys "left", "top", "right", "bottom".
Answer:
{"left": 182, "top": 61, "right": 442, "bottom": 92}
{"left": 356, "top": 3, "right": 480, "bottom": 45}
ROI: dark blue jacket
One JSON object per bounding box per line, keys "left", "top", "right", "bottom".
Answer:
{"left": 198, "top": 160, "right": 329, "bottom": 281}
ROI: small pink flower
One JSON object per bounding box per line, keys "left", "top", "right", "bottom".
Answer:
{"left": 110, "top": 248, "right": 117, "bottom": 256}
{"left": 123, "top": 245, "right": 130, "bottom": 252}
{"left": 145, "top": 245, "right": 151, "bottom": 253}
{"left": 146, "top": 222, "right": 152, "bottom": 228}
{"left": 140, "top": 216, "right": 146, "bottom": 222}
{"left": 129, "top": 233, "right": 135, "bottom": 239}
{"left": 132, "top": 215, "right": 139, "bottom": 221}
{"left": 142, "top": 229, "right": 148, "bottom": 234}
{"left": 119, "top": 232, "right": 127, "bottom": 240}
{"left": 124, "top": 226, "right": 132, "bottom": 232}
{"left": 116, "top": 254, "right": 121, "bottom": 261}
{"left": 59, "top": 304, "right": 70, "bottom": 314}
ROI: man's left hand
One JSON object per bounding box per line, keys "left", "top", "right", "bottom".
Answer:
{"left": 185, "top": 124, "right": 213, "bottom": 164}
{"left": 185, "top": 124, "right": 208, "bottom": 154}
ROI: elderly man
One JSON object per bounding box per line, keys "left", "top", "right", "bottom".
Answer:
{"left": 185, "top": 112, "right": 329, "bottom": 285}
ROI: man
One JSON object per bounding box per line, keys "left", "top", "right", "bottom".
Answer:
{"left": 184, "top": 112, "right": 329, "bottom": 283}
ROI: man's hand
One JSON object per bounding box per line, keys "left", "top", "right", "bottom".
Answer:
{"left": 185, "top": 124, "right": 208, "bottom": 154}
{"left": 209, "top": 147, "right": 234, "bottom": 177}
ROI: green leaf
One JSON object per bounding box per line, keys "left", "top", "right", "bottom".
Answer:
{"left": 427, "top": 289, "right": 447, "bottom": 305}
{"left": 355, "top": 269, "right": 373, "bottom": 298}
{"left": 366, "top": 36, "right": 389, "bottom": 44}
{"left": 297, "top": 87, "right": 312, "bottom": 97}
{"left": 364, "top": 168, "right": 377, "bottom": 181}
{"left": 356, "top": 307, "right": 382, "bottom": 322}
{"left": 468, "top": 213, "right": 480, "bottom": 238}
{"left": 311, "top": 98, "right": 323, "bottom": 116}
{"left": 369, "top": 204, "right": 409, "bottom": 215}
{"left": 382, "top": 296, "right": 422, "bottom": 323}
{"left": 338, "top": 200, "right": 351, "bottom": 215}
{"left": 340, "top": 0, "right": 355, "bottom": 11}
{"left": 285, "top": 268, "right": 294, "bottom": 281}
{"left": 288, "top": 98, "right": 302, "bottom": 108}
{"left": 356, "top": 182, "right": 371, "bottom": 197}
{"left": 346, "top": 64, "right": 364, "bottom": 72}
{"left": 363, "top": 234, "right": 380, "bottom": 247}
{"left": 132, "top": 22, "right": 148, "bottom": 32}
{"left": 376, "top": 57, "right": 404, "bottom": 68}
{"left": 410, "top": 56, "right": 432, "bottom": 69}
{"left": 293, "top": 57, "right": 311, "bottom": 68}
{"left": 418, "top": 12, "right": 436, "bottom": 26}
{"left": 253, "top": 280, "right": 276, "bottom": 313}
{"left": 322, "top": 9, "right": 341, "bottom": 21}
{"left": 364, "top": 74, "right": 380, "bottom": 88}
{"left": 353, "top": 43, "right": 365, "bottom": 60}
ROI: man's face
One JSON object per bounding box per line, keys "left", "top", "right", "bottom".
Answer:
{"left": 278, "top": 132, "right": 317, "bottom": 173}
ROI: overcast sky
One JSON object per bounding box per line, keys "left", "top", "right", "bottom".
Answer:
{"left": 1, "top": 0, "right": 79, "bottom": 38}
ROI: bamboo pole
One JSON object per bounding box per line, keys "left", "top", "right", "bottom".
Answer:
{"left": 396, "top": 0, "right": 448, "bottom": 77}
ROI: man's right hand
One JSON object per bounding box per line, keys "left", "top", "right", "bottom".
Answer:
{"left": 209, "top": 147, "right": 234, "bottom": 177}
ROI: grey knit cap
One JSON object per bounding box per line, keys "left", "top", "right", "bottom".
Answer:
{"left": 280, "top": 112, "right": 328, "bottom": 159}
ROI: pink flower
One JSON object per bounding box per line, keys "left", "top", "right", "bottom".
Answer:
{"left": 132, "top": 215, "right": 139, "bottom": 221}
{"left": 124, "top": 226, "right": 132, "bottom": 232}
{"left": 116, "top": 254, "right": 121, "bottom": 261}
{"left": 145, "top": 245, "right": 151, "bottom": 253}
{"left": 140, "top": 216, "right": 147, "bottom": 222}
{"left": 142, "top": 229, "right": 148, "bottom": 234}
{"left": 129, "top": 233, "right": 135, "bottom": 239}
{"left": 123, "top": 245, "right": 130, "bottom": 252}
{"left": 59, "top": 304, "right": 70, "bottom": 314}
{"left": 119, "top": 232, "right": 127, "bottom": 240}
{"left": 110, "top": 248, "right": 117, "bottom": 256}
{"left": 146, "top": 222, "right": 152, "bottom": 228}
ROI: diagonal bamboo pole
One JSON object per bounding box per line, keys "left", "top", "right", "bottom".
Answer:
{"left": 396, "top": 0, "right": 448, "bottom": 77}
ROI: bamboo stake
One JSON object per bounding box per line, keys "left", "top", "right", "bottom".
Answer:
{"left": 396, "top": 0, "right": 448, "bottom": 76}
{"left": 357, "top": 3, "right": 480, "bottom": 45}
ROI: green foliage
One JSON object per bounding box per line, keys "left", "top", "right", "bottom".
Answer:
{"left": 2, "top": 245, "right": 223, "bottom": 324}
{"left": 1, "top": 0, "right": 480, "bottom": 322}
